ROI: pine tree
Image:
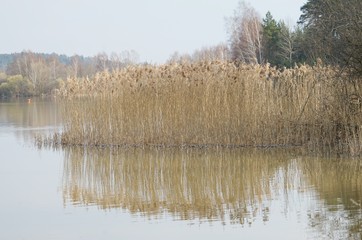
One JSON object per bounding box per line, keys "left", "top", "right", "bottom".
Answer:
{"left": 262, "top": 12, "right": 281, "bottom": 66}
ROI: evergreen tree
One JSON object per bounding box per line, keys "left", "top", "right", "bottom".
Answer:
{"left": 262, "top": 12, "right": 282, "bottom": 67}
{"left": 299, "top": 0, "right": 362, "bottom": 76}
{"left": 291, "top": 26, "right": 308, "bottom": 65}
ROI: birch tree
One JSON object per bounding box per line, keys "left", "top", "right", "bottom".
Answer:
{"left": 277, "top": 21, "right": 295, "bottom": 67}
{"left": 192, "top": 43, "right": 230, "bottom": 62}
{"left": 227, "top": 1, "right": 263, "bottom": 64}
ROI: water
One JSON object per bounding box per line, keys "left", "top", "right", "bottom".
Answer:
{"left": 0, "top": 98, "right": 361, "bottom": 240}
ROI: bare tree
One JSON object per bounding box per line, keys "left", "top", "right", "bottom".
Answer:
{"left": 120, "top": 50, "right": 139, "bottom": 66}
{"left": 95, "top": 52, "right": 110, "bottom": 72}
{"left": 29, "top": 59, "right": 51, "bottom": 94}
{"left": 192, "top": 43, "right": 230, "bottom": 62}
{"left": 277, "top": 21, "right": 295, "bottom": 67}
{"left": 96, "top": 50, "right": 139, "bottom": 72}
{"left": 227, "top": 1, "right": 263, "bottom": 64}
{"left": 109, "top": 52, "right": 122, "bottom": 71}
{"left": 167, "top": 51, "right": 192, "bottom": 64}
{"left": 68, "top": 55, "right": 83, "bottom": 77}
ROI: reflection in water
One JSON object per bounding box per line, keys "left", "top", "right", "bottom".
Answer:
{"left": 62, "top": 147, "right": 304, "bottom": 225}
{"left": 62, "top": 147, "right": 362, "bottom": 238}
{"left": 0, "top": 98, "right": 62, "bottom": 142}
{"left": 302, "top": 157, "right": 362, "bottom": 239}
{"left": 2, "top": 98, "right": 360, "bottom": 238}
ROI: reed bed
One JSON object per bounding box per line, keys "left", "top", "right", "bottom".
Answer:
{"left": 56, "top": 61, "right": 362, "bottom": 153}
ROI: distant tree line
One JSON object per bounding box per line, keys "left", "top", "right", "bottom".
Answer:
{"left": 1, "top": 0, "right": 361, "bottom": 98}
{"left": 0, "top": 50, "right": 139, "bottom": 98}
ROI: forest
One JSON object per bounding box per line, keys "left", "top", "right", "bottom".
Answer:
{"left": 0, "top": 51, "right": 139, "bottom": 97}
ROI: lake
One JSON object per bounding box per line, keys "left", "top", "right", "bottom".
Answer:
{"left": 0, "top": 98, "right": 361, "bottom": 240}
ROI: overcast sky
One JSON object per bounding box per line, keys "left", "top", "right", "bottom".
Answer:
{"left": 1, "top": 0, "right": 306, "bottom": 63}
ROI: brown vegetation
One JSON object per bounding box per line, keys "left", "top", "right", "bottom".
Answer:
{"left": 55, "top": 61, "right": 362, "bottom": 154}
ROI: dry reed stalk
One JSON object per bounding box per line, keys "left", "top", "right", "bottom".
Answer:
{"left": 56, "top": 61, "right": 362, "bottom": 153}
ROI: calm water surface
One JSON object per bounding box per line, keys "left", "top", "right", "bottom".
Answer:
{"left": 0, "top": 99, "right": 361, "bottom": 240}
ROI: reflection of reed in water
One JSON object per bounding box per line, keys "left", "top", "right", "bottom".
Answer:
{"left": 301, "top": 157, "right": 362, "bottom": 239}
{"left": 62, "top": 147, "right": 299, "bottom": 224}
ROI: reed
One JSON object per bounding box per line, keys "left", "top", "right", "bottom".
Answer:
{"left": 56, "top": 61, "right": 362, "bottom": 153}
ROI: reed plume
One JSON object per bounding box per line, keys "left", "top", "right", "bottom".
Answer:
{"left": 56, "top": 61, "right": 362, "bottom": 153}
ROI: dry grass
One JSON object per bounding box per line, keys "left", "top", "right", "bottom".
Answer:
{"left": 55, "top": 61, "right": 362, "bottom": 154}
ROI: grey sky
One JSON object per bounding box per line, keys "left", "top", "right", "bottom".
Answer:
{"left": 1, "top": 0, "right": 306, "bottom": 63}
